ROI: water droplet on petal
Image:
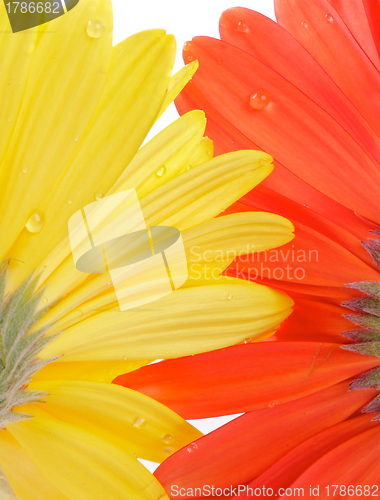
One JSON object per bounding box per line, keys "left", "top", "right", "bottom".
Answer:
{"left": 301, "top": 21, "right": 308, "bottom": 28}
{"left": 187, "top": 443, "right": 198, "bottom": 453}
{"left": 249, "top": 90, "right": 270, "bottom": 110}
{"left": 22, "top": 167, "right": 28, "bottom": 174}
{"left": 43, "top": 297, "right": 48, "bottom": 303}
{"left": 163, "top": 434, "right": 173, "bottom": 444}
{"left": 268, "top": 401, "right": 276, "bottom": 408}
{"left": 156, "top": 165, "right": 167, "bottom": 177}
{"left": 87, "top": 19, "right": 105, "bottom": 39}
{"left": 131, "top": 453, "right": 137, "bottom": 457}
{"left": 237, "top": 21, "right": 248, "bottom": 32}
{"left": 26, "top": 211, "right": 44, "bottom": 233}
{"left": 186, "top": 165, "right": 191, "bottom": 171}
{"left": 325, "top": 14, "right": 333, "bottom": 22}
{"left": 220, "top": 22, "right": 226, "bottom": 28}
{"left": 217, "top": 58, "right": 223, "bottom": 65}
{"left": 74, "top": 135, "right": 80, "bottom": 142}
{"left": 227, "top": 294, "right": 233, "bottom": 300}
{"left": 7, "top": 117, "right": 11, "bottom": 123}
{"left": 186, "top": 55, "right": 194, "bottom": 62}
{"left": 244, "top": 338, "right": 253, "bottom": 344}
{"left": 165, "top": 447, "right": 173, "bottom": 455}
{"left": 68, "top": 199, "right": 72, "bottom": 204}
{"left": 95, "top": 192, "right": 103, "bottom": 201}
{"left": 183, "top": 41, "right": 192, "bottom": 52}
{"left": 133, "top": 417, "right": 146, "bottom": 428}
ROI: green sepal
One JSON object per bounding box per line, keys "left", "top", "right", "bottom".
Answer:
{"left": 350, "top": 367, "right": 380, "bottom": 391}
{"left": 342, "top": 330, "right": 380, "bottom": 342}
{"left": 342, "top": 341, "right": 380, "bottom": 357}
{"left": 343, "top": 297, "right": 380, "bottom": 317}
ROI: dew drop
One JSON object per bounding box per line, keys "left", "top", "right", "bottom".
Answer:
{"left": 268, "top": 401, "right": 276, "bottom": 408}
{"left": 227, "top": 294, "right": 233, "bottom": 300}
{"left": 87, "top": 19, "right": 105, "bottom": 39}
{"left": 131, "top": 453, "right": 137, "bottom": 457}
{"left": 237, "top": 21, "right": 248, "bottom": 32}
{"left": 68, "top": 199, "right": 72, "bottom": 204}
{"left": 249, "top": 90, "right": 270, "bottom": 110}
{"left": 165, "top": 447, "right": 173, "bottom": 455}
{"left": 217, "top": 58, "right": 223, "bottom": 65}
{"left": 133, "top": 417, "right": 146, "bottom": 428}
{"left": 187, "top": 443, "right": 198, "bottom": 453}
{"left": 325, "top": 14, "right": 333, "bottom": 22}
{"left": 220, "top": 22, "right": 226, "bottom": 28}
{"left": 186, "top": 165, "right": 191, "bottom": 171}
{"left": 244, "top": 338, "right": 252, "bottom": 344}
{"left": 186, "top": 55, "right": 195, "bottom": 62}
{"left": 26, "top": 211, "right": 44, "bottom": 233}
{"left": 183, "top": 41, "right": 192, "bottom": 52}
{"left": 301, "top": 21, "right": 308, "bottom": 28}
{"left": 22, "top": 167, "right": 28, "bottom": 174}
{"left": 95, "top": 192, "right": 103, "bottom": 201}
{"left": 7, "top": 117, "right": 11, "bottom": 123}
{"left": 43, "top": 297, "right": 48, "bottom": 304}
{"left": 156, "top": 165, "right": 167, "bottom": 177}
{"left": 74, "top": 135, "right": 80, "bottom": 142}
{"left": 207, "top": 150, "right": 212, "bottom": 157}
{"left": 163, "top": 434, "right": 173, "bottom": 444}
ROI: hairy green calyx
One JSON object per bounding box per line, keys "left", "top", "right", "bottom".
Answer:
{"left": 0, "top": 261, "right": 56, "bottom": 429}
{"left": 342, "top": 237, "right": 380, "bottom": 419}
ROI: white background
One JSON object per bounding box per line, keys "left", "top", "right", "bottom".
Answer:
{"left": 111, "top": 0, "right": 276, "bottom": 472}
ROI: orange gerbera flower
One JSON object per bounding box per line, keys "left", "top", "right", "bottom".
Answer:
{"left": 115, "top": 0, "right": 380, "bottom": 494}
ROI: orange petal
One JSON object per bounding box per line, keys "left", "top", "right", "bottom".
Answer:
{"left": 274, "top": 0, "right": 380, "bottom": 138}
{"left": 116, "top": 343, "right": 380, "bottom": 419}
{"left": 287, "top": 425, "right": 380, "bottom": 490}
{"left": 155, "top": 382, "right": 378, "bottom": 496}
{"left": 243, "top": 414, "right": 380, "bottom": 497}
{"left": 177, "top": 38, "right": 380, "bottom": 223}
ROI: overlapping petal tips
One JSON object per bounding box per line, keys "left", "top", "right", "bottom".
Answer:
{"left": 39, "top": 283, "right": 293, "bottom": 362}
{"left": 219, "top": 7, "right": 380, "bottom": 163}
{"left": 8, "top": 29, "right": 177, "bottom": 293}
{"left": 329, "top": 0, "right": 380, "bottom": 69}
{"left": 0, "top": 0, "right": 113, "bottom": 262}
{"left": 176, "top": 36, "right": 380, "bottom": 224}
{"left": 32, "top": 360, "right": 151, "bottom": 383}
{"left": 288, "top": 425, "right": 380, "bottom": 489}
{"left": 0, "top": 431, "right": 70, "bottom": 500}
{"left": 27, "top": 381, "right": 202, "bottom": 463}
{"left": 273, "top": 0, "right": 380, "bottom": 138}
{"left": 115, "top": 342, "right": 380, "bottom": 419}
{"left": 243, "top": 414, "right": 379, "bottom": 496}
{"left": 141, "top": 151, "right": 274, "bottom": 230}
{"left": 154, "top": 382, "right": 378, "bottom": 497}
{"left": 6, "top": 406, "right": 169, "bottom": 500}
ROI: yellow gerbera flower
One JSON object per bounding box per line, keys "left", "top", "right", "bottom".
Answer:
{"left": 0, "top": 0, "right": 294, "bottom": 498}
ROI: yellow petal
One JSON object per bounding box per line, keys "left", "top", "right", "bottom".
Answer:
{"left": 28, "top": 380, "right": 202, "bottom": 463}
{"left": 178, "top": 136, "right": 214, "bottom": 175}
{"left": 40, "top": 282, "right": 293, "bottom": 361}
{"left": 141, "top": 151, "right": 273, "bottom": 230}
{"left": 32, "top": 360, "right": 150, "bottom": 383}
{"left": 7, "top": 407, "right": 169, "bottom": 500}
{"left": 0, "top": 0, "right": 113, "bottom": 263}
{"left": 184, "top": 211, "right": 295, "bottom": 279}
{"left": 110, "top": 110, "right": 207, "bottom": 199}
{"left": 8, "top": 30, "right": 176, "bottom": 293}
{"left": 157, "top": 60, "right": 199, "bottom": 118}
{"left": 35, "top": 210, "right": 293, "bottom": 333}
{"left": 0, "top": 3, "right": 37, "bottom": 166}
{"left": 0, "top": 430, "right": 69, "bottom": 500}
